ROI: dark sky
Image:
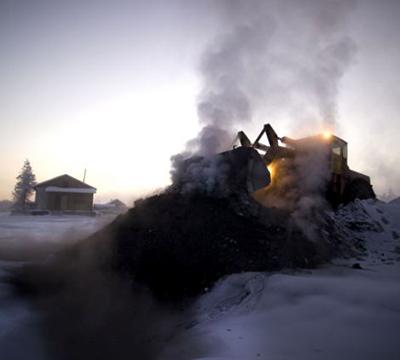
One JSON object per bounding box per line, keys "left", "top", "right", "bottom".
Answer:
{"left": 0, "top": 0, "right": 399, "bottom": 201}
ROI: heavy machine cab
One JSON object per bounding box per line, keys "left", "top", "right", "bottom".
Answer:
{"left": 323, "top": 135, "right": 373, "bottom": 205}
{"left": 331, "top": 137, "right": 347, "bottom": 175}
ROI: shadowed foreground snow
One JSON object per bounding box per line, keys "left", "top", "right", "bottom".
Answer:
{"left": 0, "top": 213, "right": 117, "bottom": 358}
{"left": 0, "top": 200, "right": 400, "bottom": 359}
{"left": 168, "top": 265, "right": 400, "bottom": 360}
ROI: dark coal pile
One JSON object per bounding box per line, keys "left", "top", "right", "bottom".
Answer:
{"left": 108, "top": 192, "right": 330, "bottom": 299}
{"left": 6, "top": 172, "right": 337, "bottom": 358}
{"left": 11, "top": 191, "right": 331, "bottom": 303}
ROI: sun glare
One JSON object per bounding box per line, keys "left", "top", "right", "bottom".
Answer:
{"left": 28, "top": 80, "right": 199, "bottom": 203}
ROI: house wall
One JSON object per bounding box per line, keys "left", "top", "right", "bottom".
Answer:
{"left": 35, "top": 188, "right": 48, "bottom": 210}
{"left": 35, "top": 190, "right": 93, "bottom": 211}
{"left": 46, "top": 192, "right": 94, "bottom": 211}
{"left": 34, "top": 175, "right": 96, "bottom": 212}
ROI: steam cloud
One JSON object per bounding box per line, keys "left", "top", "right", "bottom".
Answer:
{"left": 189, "top": 0, "right": 356, "bottom": 156}
{"left": 171, "top": 0, "right": 357, "bottom": 227}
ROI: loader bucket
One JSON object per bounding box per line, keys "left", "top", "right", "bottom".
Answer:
{"left": 218, "top": 146, "right": 271, "bottom": 194}
{"left": 172, "top": 146, "right": 271, "bottom": 197}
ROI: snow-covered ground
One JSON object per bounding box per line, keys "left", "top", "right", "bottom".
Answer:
{"left": 0, "top": 212, "right": 116, "bottom": 261}
{"left": 162, "top": 200, "right": 400, "bottom": 360}
{"left": 0, "top": 201, "right": 399, "bottom": 359}
{"left": 0, "top": 212, "right": 118, "bottom": 358}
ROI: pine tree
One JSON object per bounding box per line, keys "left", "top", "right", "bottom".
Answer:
{"left": 13, "top": 159, "right": 37, "bottom": 211}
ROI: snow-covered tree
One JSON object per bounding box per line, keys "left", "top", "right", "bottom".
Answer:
{"left": 13, "top": 159, "right": 36, "bottom": 210}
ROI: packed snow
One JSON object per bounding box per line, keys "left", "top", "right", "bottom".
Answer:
{"left": 0, "top": 200, "right": 399, "bottom": 359}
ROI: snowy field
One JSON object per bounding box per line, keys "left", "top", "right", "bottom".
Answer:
{"left": 0, "top": 212, "right": 117, "bottom": 261}
{"left": 0, "top": 201, "right": 400, "bottom": 359}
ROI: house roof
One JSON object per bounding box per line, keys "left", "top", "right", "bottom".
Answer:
{"left": 34, "top": 174, "right": 96, "bottom": 190}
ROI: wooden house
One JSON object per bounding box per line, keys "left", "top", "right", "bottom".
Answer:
{"left": 34, "top": 174, "right": 96, "bottom": 213}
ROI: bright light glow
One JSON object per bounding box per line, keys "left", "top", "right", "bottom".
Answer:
{"left": 267, "top": 162, "right": 276, "bottom": 184}
{"left": 322, "top": 130, "right": 333, "bottom": 140}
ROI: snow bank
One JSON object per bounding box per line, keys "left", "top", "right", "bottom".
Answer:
{"left": 169, "top": 266, "right": 400, "bottom": 360}
{"left": 389, "top": 197, "right": 400, "bottom": 205}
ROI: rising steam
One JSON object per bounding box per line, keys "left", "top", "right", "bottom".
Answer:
{"left": 189, "top": 0, "right": 356, "bottom": 156}
{"left": 171, "top": 0, "right": 357, "bottom": 223}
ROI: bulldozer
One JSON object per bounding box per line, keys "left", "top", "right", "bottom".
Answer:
{"left": 172, "top": 123, "right": 374, "bottom": 207}
{"left": 232, "top": 123, "right": 375, "bottom": 207}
